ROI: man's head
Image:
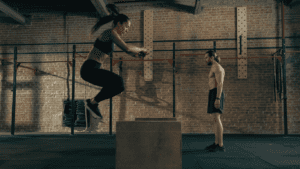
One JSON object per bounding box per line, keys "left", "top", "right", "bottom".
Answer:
{"left": 205, "top": 50, "right": 220, "bottom": 66}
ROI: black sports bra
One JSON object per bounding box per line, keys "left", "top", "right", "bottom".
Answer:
{"left": 93, "top": 38, "right": 114, "bottom": 55}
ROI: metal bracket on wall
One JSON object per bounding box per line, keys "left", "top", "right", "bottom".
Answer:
{"left": 144, "top": 10, "right": 153, "bottom": 81}
{"left": 237, "top": 7, "right": 247, "bottom": 79}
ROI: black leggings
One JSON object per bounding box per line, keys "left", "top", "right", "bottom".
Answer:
{"left": 80, "top": 59, "right": 125, "bottom": 103}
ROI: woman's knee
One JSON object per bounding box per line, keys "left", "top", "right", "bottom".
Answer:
{"left": 118, "top": 78, "right": 125, "bottom": 91}
{"left": 80, "top": 70, "right": 88, "bottom": 82}
{"left": 110, "top": 76, "right": 125, "bottom": 91}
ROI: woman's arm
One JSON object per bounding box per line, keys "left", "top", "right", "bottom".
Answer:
{"left": 111, "top": 29, "right": 145, "bottom": 57}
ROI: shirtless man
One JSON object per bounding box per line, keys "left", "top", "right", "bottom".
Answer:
{"left": 204, "top": 50, "right": 226, "bottom": 152}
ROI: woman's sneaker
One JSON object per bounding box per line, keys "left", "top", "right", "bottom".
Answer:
{"left": 204, "top": 143, "right": 218, "bottom": 151}
{"left": 84, "top": 99, "right": 103, "bottom": 119}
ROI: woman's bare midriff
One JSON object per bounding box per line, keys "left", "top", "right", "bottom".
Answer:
{"left": 86, "top": 46, "right": 109, "bottom": 64}
{"left": 87, "top": 29, "right": 112, "bottom": 64}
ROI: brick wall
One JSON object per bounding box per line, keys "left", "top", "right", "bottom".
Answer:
{"left": 0, "top": 0, "right": 299, "bottom": 134}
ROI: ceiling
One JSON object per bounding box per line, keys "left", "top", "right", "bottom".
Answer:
{"left": 0, "top": 0, "right": 298, "bottom": 24}
{"left": 0, "top": 0, "right": 98, "bottom": 13}
{"left": 0, "top": 0, "right": 160, "bottom": 13}
{"left": 0, "top": 0, "right": 196, "bottom": 23}
{"left": 0, "top": 0, "right": 298, "bottom": 14}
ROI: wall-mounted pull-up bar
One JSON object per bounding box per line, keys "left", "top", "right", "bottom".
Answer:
{"left": 6, "top": 28, "right": 299, "bottom": 136}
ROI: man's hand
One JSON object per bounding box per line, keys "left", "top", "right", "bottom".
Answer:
{"left": 214, "top": 99, "right": 220, "bottom": 109}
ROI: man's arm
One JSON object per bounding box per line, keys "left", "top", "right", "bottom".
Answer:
{"left": 215, "top": 66, "right": 225, "bottom": 98}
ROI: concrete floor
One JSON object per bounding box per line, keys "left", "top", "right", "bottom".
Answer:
{"left": 0, "top": 133, "right": 299, "bottom": 169}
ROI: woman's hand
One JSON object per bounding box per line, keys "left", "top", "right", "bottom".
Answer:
{"left": 134, "top": 52, "right": 145, "bottom": 59}
{"left": 141, "top": 48, "right": 150, "bottom": 56}
{"left": 133, "top": 48, "right": 149, "bottom": 58}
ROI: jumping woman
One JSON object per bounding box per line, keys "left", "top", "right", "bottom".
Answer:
{"left": 80, "top": 4, "right": 149, "bottom": 119}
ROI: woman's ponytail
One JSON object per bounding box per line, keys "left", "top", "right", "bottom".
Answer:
{"left": 106, "top": 4, "right": 119, "bottom": 16}
{"left": 90, "top": 4, "right": 130, "bottom": 35}
{"left": 90, "top": 15, "right": 114, "bottom": 35}
{"left": 90, "top": 4, "right": 119, "bottom": 35}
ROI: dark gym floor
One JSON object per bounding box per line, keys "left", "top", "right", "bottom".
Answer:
{"left": 0, "top": 133, "right": 299, "bottom": 169}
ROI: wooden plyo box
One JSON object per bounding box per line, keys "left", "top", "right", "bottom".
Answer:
{"left": 116, "top": 118, "right": 182, "bottom": 169}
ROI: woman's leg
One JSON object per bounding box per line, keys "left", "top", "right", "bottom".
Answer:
{"left": 81, "top": 61, "right": 125, "bottom": 104}
{"left": 92, "top": 68, "right": 125, "bottom": 103}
